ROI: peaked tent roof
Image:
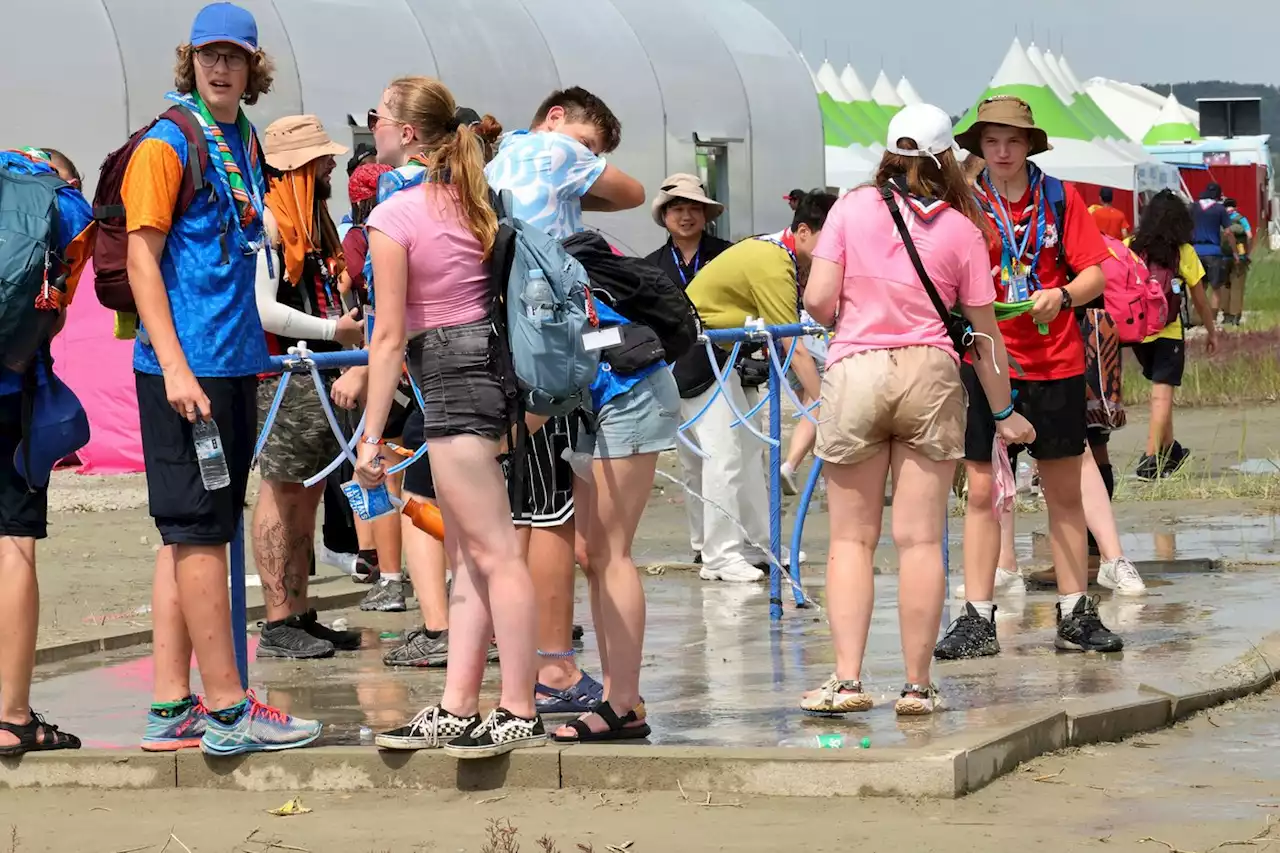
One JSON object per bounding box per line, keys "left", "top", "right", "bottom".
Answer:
{"left": 816, "top": 60, "right": 884, "bottom": 147}
{"left": 1143, "top": 93, "right": 1203, "bottom": 145}
{"left": 956, "top": 38, "right": 1143, "bottom": 190}
{"left": 871, "top": 70, "right": 905, "bottom": 115}
{"left": 896, "top": 76, "right": 923, "bottom": 106}
{"left": 839, "top": 64, "right": 892, "bottom": 135}
{"left": 1045, "top": 50, "right": 1139, "bottom": 144}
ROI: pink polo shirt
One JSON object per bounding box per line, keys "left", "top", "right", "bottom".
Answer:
{"left": 812, "top": 186, "right": 995, "bottom": 367}
{"left": 366, "top": 184, "right": 491, "bottom": 332}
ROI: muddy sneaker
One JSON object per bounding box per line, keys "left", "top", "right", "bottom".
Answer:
{"left": 800, "top": 675, "right": 874, "bottom": 715}
{"left": 360, "top": 578, "right": 407, "bottom": 612}
{"left": 299, "top": 609, "right": 361, "bottom": 651}
{"left": 375, "top": 705, "right": 481, "bottom": 751}
{"left": 1055, "top": 595, "right": 1124, "bottom": 653}
{"left": 141, "top": 696, "right": 207, "bottom": 752}
{"left": 1097, "top": 557, "right": 1146, "bottom": 597}
{"left": 257, "top": 618, "right": 335, "bottom": 660}
{"left": 1135, "top": 454, "right": 1161, "bottom": 482}
{"left": 383, "top": 628, "right": 449, "bottom": 668}
{"left": 895, "top": 683, "right": 943, "bottom": 716}
{"left": 1160, "top": 441, "right": 1191, "bottom": 478}
{"left": 444, "top": 708, "right": 546, "bottom": 759}
{"left": 200, "top": 691, "right": 321, "bottom": 756}
{"left": 780, "top": 462, "right": 799, "bottom": 496}
{"left": 934, "top": 603, "right": 1000, "bottom": 660}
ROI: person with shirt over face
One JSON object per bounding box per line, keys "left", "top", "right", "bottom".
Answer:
{"left": 127, "top": 2, "right": 321, "bottom": 755}
{"left": 800, "top": 105, "right": 1033, "bottom": 716}
{"left": 934, "top": 96, "right": 1123, "bottom": 661}
{"left": 485, "top": 87, "right": 645, "bottom": 721}
{"left": 681, "top": 192, "right": 832, "bottom": 585}
{"left": 251, "top": 115, "right": 366, "bottom": 661}
{"left": 0, "top": 147, "right": 95, "bottom": 757}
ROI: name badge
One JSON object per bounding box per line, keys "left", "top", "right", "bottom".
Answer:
{"left": 582, "top": 326, "right": 623, "bottom": 351}
{"left": 1007, "top": 264, "right": 1031, "bottom": 302}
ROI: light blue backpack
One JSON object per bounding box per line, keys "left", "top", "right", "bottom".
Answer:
{"left": 493, "top": 190, "right": 599, "bottom": 418}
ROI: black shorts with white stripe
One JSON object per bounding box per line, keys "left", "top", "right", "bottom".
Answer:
{"left": 504, "top": 413, "right": 579, "bottom": 529}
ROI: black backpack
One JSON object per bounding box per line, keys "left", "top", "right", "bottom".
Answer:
{"left": 561, "top": 231, "right": 700, "bottom": 366}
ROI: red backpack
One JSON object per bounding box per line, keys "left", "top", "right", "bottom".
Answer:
{"left": 1099, "top": 234, "right": 1168, "bottom": 344}
{"left": 91, "top": 106, "right": 210, "bottom": 313}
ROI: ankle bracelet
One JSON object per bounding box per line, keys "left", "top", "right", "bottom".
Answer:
{"left": 537, "top": 649, "right": 576, "bottom": 658}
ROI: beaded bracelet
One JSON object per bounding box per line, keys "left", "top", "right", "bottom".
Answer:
{"left": 992, "top": 403, "right": 1015, "bottom": 422}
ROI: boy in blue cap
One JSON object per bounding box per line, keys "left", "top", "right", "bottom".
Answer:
{"left": 0, "top": 147, "right": 95, "bottom": 756}
{"left": 125, "top": 2, "right": 321, "bottom": 755}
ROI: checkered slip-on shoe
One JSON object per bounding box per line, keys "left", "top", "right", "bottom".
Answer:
{"left": 443, "top": 708, "right": 546, "bottom": 759}
{"left": 374, "top": 705, "right": 481, "bottom": 751}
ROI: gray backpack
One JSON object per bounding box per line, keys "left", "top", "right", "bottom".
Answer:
{"left": 493, "top": 190, "right": 599, "bottom": 417}
{"left": 0, "top": 167, "right": 65, "bottom": 370}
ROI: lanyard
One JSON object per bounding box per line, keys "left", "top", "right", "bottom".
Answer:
{"left": 669, "top": 243, "right": 700, "bottom": 287}
{"left": 982, "top": 170, "right": 1047, "bottom": 288}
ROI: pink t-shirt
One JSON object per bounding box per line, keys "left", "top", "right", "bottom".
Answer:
{"left": 366, "top": 184, "right": 491, "bottom": 331}
{"left": 812, "top": 186, "right": 996, "bottom": 367}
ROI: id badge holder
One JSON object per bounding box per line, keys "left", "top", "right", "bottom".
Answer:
{"left": 1008, "top": 271, "right": 1031, "bottom": 303}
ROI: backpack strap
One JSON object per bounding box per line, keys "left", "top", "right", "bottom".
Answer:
{"left": 1042, "top": 175, "right": 1070, "bottom": 274}
{"left": 160, "top": 106, "right": 209, "bottom": 216}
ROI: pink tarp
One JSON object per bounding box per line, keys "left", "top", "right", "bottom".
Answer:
{"left": 51, "top": 263, "right": 144, "bottom": 474}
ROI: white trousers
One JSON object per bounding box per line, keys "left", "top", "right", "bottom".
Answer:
{"left": 677, "top": 370, "right": 770, "bottom": 571}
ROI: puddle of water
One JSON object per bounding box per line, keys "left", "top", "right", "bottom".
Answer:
{"left": 1232, "top": 458, "right": 1280, "bottom": 475}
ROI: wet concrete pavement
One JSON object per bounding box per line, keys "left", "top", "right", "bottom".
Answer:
{"left": 30, "top": 563, "right": 1280, "bottom": 753}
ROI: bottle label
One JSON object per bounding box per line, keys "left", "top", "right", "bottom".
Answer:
{"left": 815, "top": 734, "right": 845, "bottom": 748}
{"left": 194, "top": 437, "right": 222, "bottom": 459}
{"left": 341, "top": 479, "right": 397, "bottom": 521}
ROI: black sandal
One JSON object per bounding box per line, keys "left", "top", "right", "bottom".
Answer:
{"left": 0, "top": 711, "right": 82, "bottom": 757}
{"left": 552, "top": 701, "right": 651, "bottom": 744}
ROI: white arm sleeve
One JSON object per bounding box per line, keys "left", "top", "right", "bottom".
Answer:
{"left": 255, "top": 247, "right": 338, "bottom": 342}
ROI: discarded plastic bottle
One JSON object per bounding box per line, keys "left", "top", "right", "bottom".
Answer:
{"left": 402, "top": 496, "right": 445, "bottom": 541}
{"left": 522, "top": 269, "right": 554, "bottom": 322}
{"left": 779, "top": 733, "right": 847, "bottom": 749}
{"left": 193, "top": 419, "right": 231, "bottom": 490}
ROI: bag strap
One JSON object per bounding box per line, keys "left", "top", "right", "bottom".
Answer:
{"left": 18, "top": 341, "right": 52, "bottom": 494}
{"left": 879, "top": 185, "right": 953, "bottom": 332}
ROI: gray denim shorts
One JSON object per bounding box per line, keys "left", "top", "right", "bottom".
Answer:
{"left": 407, "top": 320, "right": 512, "bottom": 441}
{"left": 594, "top": 369, "right": 681, "bottom": 459}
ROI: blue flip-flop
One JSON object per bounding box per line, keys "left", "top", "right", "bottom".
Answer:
{"left": 535, "top": 671, "right": 604, "bottom": 716}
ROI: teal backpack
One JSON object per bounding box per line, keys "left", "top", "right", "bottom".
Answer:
{"left": 0, "top": 165, "right": 66, "bottom": 372}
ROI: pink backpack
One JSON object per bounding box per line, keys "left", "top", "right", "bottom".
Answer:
{"left": 1099, "top": 235, "right": 1168, "bottom": 344}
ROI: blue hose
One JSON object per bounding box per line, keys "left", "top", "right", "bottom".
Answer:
{"left": 788, "top": 458, "right": 823, "bottom": 610}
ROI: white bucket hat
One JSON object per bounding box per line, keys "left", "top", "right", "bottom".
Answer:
{"left": 652, "top": 173, "right": 725, "bottom": 228}
{"left": 886, "top": 104, "right": 961, "bottom": 168}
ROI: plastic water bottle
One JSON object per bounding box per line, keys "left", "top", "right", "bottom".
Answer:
{"left": 522, "top": 269, "right": 554, "bottom": 322}
{"left": 193, "top": 419, "right": 231, "bottom": 491}
{"left": 779, "top": 733, "right": 848, "bottom": 749}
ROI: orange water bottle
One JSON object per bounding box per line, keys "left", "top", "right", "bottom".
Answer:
{"left": 402, "top": 496, "right": 445, "bottom": 541}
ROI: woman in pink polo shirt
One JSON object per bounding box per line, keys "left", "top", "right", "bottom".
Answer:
{"left": 800, "top": 105, "right": 1034, "bottom": 716}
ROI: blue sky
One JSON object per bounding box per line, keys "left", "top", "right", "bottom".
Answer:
{"left": 744, "top": 0, "right": 1280, "bottom": 112}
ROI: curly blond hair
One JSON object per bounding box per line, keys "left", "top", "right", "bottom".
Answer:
{"left": 174, "top": 43, "right": 274, "bottom": 107}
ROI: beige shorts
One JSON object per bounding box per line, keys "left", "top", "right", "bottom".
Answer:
{"left": 815, "top": 346, "right": 966, "bottom": 466}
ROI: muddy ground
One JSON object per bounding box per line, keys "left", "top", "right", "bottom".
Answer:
{"left": 2, "top": 685, "right": 1279, "bottom": 853}
{"left": 33, "top": 404, "right": 1280, "bottom": 649}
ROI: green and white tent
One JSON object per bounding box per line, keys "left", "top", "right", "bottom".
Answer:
{"left": 1143, "top": 93, "right": 1202, "bottom": 145}
{"left": 840, "top": 64, "right": 892, "bottom": 137}
{"left": 816, "top": 60, "right": 885, "bottom": 149}
{"left": 896, "top": 76, "right": 923, "bottom": 107}
{"left": 809, "top": 59, "right": 879, "bottom": 190}
{"left": 957, "top": 38, "right": 1145, "bottom": 190}
{"left": 871, "top": 71, "right": 905, "bottom": 117}
{"left": 1041, "top": 48, "right": 1152, "bottom": 164}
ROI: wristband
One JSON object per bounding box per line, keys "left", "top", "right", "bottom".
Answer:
{"left": 992, "top": 403, "right": 1015, "bottom": 422}
{"left": 362, "top": 435, "right": 382, "bottom": 446}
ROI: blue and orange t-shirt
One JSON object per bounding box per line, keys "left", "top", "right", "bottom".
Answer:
{"left": 121, "top": 118, "right": 268, "bottom": 378}
{"left": 0, "top": 150, "right": 96, "bottom": 396}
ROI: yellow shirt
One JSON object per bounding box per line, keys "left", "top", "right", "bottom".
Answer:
{"left": 685, "top": 238, "right": 799, "bottom": 334}
{"left": 1144, "top": 244, "right": 1204, "bottom": 343}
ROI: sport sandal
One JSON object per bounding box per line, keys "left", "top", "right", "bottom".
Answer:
{"left": 552, "top": 701, "right": 651, "bottom": 744}
{"left": 0, "top": 711, "right": 82, "bottom": 757}
{"left": 800, "top": 675, "right": 874, "bottom": 715}
{"left": 895, "top": 683, "right": 943, "bottom": 716}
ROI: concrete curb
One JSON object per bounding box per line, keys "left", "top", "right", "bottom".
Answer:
{"left": 34, "top": 589, "right": 370, "bottom": 667}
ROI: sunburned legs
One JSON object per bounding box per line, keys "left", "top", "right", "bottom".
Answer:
{"left": 150, "top": 545, "right": 194, "bottom": 705}
{"left": 173, "top": 545, "right": 246, "bottom": 711}
{"left": 431, "top": 434, "right": 536, "bottom": 720}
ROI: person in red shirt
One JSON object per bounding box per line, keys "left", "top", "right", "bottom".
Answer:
{"left": 1090, "top": 187, "right": 1130, "bottom": 240}
{"left": 936, "top": 96, "right": 1123, "bottom": 659}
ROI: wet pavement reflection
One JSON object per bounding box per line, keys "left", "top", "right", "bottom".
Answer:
{"left": 31, "top": 561, "right": 1280, "bottom": 755}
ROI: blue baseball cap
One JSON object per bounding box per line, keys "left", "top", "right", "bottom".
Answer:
{"left": 191, "top": 2, "right": 258, "bottom": 53}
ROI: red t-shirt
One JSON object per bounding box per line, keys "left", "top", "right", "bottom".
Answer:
{"left": 976, "top": 179, "right": 1109, "bottom": 381}
{"left": 1090, "top": 205, "right": 1130, "bottom": 241}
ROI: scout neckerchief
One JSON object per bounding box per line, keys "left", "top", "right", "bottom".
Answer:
{"left": 976, "top": 163, "right": 1048, "bottom": 301}
{"left": 165, "top": 91, "right": 269, "bottom": 274}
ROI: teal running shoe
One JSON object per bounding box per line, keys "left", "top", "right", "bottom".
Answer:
{"left": 200, "top": 691, "right": 322, "bottom": 756}
{"left": 140, "top": 696, "right": 207, "bottom": 753}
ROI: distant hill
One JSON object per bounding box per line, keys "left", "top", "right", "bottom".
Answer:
{"left": 1141, "top": 81, "right": 1280, "bottom": 139}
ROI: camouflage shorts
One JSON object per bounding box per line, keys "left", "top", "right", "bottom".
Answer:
{"left": 257, "top": 375, "right": 342, "bottom": 483}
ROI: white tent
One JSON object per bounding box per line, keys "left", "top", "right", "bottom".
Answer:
{"left": 810, "top": 59, "right": 879, "bottom": 190}
{"left": 896, "top": 76, "right": 923, "bottom": 106}
{"left": 870, "top": 70, "right": 905, "bottom": 115}
{"left": 1086, "top": 77, "right": 1201, "bottom": 144}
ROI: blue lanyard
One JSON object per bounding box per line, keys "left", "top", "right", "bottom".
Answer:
{"left": 669, "top": 243, "right": 700, "bottom": 287}
{"left": 982, "top": 170, "right": 1047, "bottom": 288}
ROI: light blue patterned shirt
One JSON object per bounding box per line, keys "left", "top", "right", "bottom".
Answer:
{"left": 485, "top": 131, "right": 607, "bottom": 240}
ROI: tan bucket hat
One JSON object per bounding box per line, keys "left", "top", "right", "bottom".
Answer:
{"left": 652, "top": 173, "right": 724, "bottom": 228}
{"left": 954, "top": 96, "right": 1053, "bottom": 158}
{"left": 263, "top": 115, "right": 349, "bottom": 173}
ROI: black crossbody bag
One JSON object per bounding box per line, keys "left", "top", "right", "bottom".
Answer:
{"left": 879, "top": 184, "right": 971, "bottom": 358}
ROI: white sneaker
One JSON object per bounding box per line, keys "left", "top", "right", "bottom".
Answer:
{"left": 318, "top": 544, "right": 358, "bottom": 577}
{"left": 780, "top": 462, "right": 799, "bottom": 496}
{"left": 956, "top": 567, "right": 1025, "bottom": 599}
{"left": 717, "top": 561, "right": 766, "bottom": 584}
{"left": 699, "top": 566, "right": 721, "bottom": 582}
{"left": 781, "top": 547, "right": 807, "bottom": 567}
{"left": 1097, "top": 557, "right": 1146, "bottom": 596}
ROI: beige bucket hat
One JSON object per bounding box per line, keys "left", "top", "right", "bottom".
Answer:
{"left": 652, "top": 173, "right": 724, "bottom": 228}
{"left": 954, "top": 96, "right": 1053, "bottom": 157}
{"left": 263, "top": 115, "right": 349, "bottom": 173}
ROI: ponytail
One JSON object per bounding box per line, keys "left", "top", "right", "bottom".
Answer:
{"left": 422, "top": 125, "right": 498, "bottom": 259}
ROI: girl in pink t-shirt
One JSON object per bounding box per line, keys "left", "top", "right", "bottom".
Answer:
{"left": 798, "top": 104, "right": 1034, "bottom": 717}
{"left": 355, "top": 76, "right": 543, "bottom": 758}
